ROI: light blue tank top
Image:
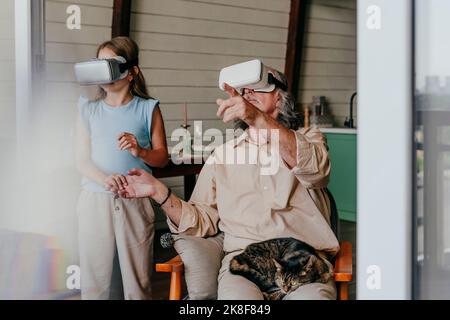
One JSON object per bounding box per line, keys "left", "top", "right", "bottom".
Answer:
{"left": 78, "top": 95, "right": 159, "bottom": 193}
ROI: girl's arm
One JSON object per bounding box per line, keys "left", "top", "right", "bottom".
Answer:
{"left": 76, "top": 115, "right": 127, "bottom": 190}
{"left": 118, "top": 106, "right": 169, "bottom": 168}
{"left": 75, "top": 115, "right": 107, "bottom": 185}
{"left": 141, "top": 106, "right": 169, "bottom": 167}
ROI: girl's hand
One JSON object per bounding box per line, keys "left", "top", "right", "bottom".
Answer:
{"left": 104, "top": 174, "right": 127, "bottom": 193}
{"left": 118, "top": 169, "right": 166, "bottom": 200}
{"left": 118, "top": 132, "right": 142, "bottom": 157}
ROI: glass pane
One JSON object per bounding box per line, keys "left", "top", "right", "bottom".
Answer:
{"left": 414, "top": 0, "right": 450, "bottom": 299}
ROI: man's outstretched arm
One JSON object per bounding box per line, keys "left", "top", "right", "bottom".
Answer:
{"left": 216, "top": 83, "right": 329, "bottom": 188}
{"left": 117, "top": 169, "right": 183, "bottom": 226}
{"left": 118, "top": 167, "right": 220, "bottom": 236}
{"left": 216, "top": 84, "right": 298, "bottom": 168}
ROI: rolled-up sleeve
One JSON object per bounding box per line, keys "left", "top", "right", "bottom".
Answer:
{"left": 166, "top": 160, "right": 220, "bottom": 237}
{"left": 290, "top": 128, "right": 330, "bottom": 189}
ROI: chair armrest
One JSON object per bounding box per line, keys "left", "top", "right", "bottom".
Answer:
{"left": 156, "top": 255, "right": 184, "bottom": 273}
{"left": 334, "top": 240, "right": 353, "bottom": 282}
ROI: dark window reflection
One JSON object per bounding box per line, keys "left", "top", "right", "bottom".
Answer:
{"left": 415, "top": 0, "right": 450, "bottom": 299}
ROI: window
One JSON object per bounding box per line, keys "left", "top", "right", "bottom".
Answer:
{"left": 414, "top": 0, "right": 450, "bottom": 299}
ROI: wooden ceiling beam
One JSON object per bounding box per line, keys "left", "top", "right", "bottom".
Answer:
{"left": 284, "top": 0, "right": 307, "bottom": 103}
{"left": 112, "top": 0, "right": 132, "bottom": 38}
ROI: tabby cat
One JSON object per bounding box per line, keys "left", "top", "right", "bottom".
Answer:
{"left": 229, "top": 237, "right": 333, "bottom": 300}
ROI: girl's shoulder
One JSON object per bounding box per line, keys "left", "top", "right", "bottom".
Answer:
{"left": 133, "top": 97, "right": 160, "bottom": 127}
{"left": 134, "top": 97, "right": 160, "bottom": 120}
{"left": 77, "top": 97, "right": 104, "bottom": 124}
{"left": 134, "top": 96, "right": 160, "bottom": 109}
{"left": 78, "top": 96, "right": 101, "bottom": 111}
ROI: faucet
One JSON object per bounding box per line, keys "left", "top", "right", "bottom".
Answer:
{"left": 344, "top": 92, "right": 357, "bottom": 128}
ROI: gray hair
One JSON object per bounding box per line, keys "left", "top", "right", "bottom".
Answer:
{"left": 235, "top": 68, "right": 303, "bottom": 131}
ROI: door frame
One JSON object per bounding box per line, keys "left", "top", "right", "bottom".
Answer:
{"left": 357, "top": 0, "right": 413, "bottom": 299}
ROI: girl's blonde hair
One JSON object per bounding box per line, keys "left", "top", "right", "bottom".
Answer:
{"left": 95, "top": 36, "right": 152, "bottom": 100}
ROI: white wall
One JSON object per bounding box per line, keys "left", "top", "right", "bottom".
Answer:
{"left": 45, "top": 0, "right": 113, "bottom": 100}
{"left": 0, "top": 0, "right": 114, "bottom": 263}
{"left": 0, "top": 1, "right": 113, "bottom": 294}
{"left": 0, "top": 1, "right": 16, "bottom": 230}
{"left": 0, "top": 0, "right": 16, "bottom": 143}
{"left": 357, "top": 0, "right": 412, "bottom": 299}
{"left": 298, "top": 0, "right": 357, "bottom": 127}
{"left": 42, "top": 0, "right": 113, "bottom": 165}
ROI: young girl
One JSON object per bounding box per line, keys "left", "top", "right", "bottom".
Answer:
{"left": 75, "top": 37, "right": 168, "bottom": 300}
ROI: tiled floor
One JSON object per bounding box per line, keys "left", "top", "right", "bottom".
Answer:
{"left": 153, "top": 222, "right": 358, "bottom": 300}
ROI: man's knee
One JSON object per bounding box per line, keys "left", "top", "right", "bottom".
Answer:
{"left": 173, "top": 233, "right": 224, "bottom": 300}
{"left": 217, "top": 272, "right": 264, "bottom": 300}
{"left": 217, "top": 252, "right": 264, "bottom": 300}
{"left": 283, "top": 280, "right": 337, "bottom": 300}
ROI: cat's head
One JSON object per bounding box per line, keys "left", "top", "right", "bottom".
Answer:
{"left": 272, "top": 255, "right": 332, "bottom": 294}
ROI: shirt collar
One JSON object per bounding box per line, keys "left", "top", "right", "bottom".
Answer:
{"left": 232, "top": 129, "right": 270, "bottom": 148}
{"left": 232, "top": 130, "right": 248, "bottom": 148}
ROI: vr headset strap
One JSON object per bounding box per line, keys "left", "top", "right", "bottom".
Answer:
{"left": 119, "top": 58, "right": 139, "bottom": 73}
{"left": 268, "top": 73, "right": 288, "bottom": 91}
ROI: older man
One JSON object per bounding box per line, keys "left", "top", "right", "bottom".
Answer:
{"left": 116, "top": 63, "right": 339, "bottom": 300}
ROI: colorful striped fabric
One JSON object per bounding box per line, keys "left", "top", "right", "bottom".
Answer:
{"left": 0, "top": 229, "right": 72, "bottom": 299}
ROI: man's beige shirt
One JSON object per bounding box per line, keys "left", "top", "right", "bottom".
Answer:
{"left": 167, "top": 128, "right": 340, "bottom": 256}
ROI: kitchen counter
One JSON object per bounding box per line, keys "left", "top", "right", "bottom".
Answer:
{"left": 321, "top": 130, "right": 357, "bottom": 222}
{"left": 319, "top": 128, "right": 357, "bottom": 134}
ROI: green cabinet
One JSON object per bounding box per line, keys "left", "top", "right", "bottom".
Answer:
{"left": 323, "top": 132, "right": 357, "bottom": 222}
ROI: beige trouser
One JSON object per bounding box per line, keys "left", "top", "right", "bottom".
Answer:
{"left": 218, "top": 251, "right": 336, "bottom": 300}
{"left": 77, "top": 190, "right": 155, "bottom": 300}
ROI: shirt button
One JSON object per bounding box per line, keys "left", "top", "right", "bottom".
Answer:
{"left": 263, "top": 186, "right": 268, "bottom": 191}
{"left": 115, "top": 206, "right": 120, "bottom": 211}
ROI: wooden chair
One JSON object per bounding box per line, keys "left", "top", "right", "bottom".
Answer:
{"left": 156, "top": 189, "right": 353, "bottom": 300}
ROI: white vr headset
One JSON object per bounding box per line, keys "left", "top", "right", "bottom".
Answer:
{"left": 218, "top": 59, "right": 287, "bottom": 94}
{"left": 74, "top": 56, "right": 139, "bottom": 86}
